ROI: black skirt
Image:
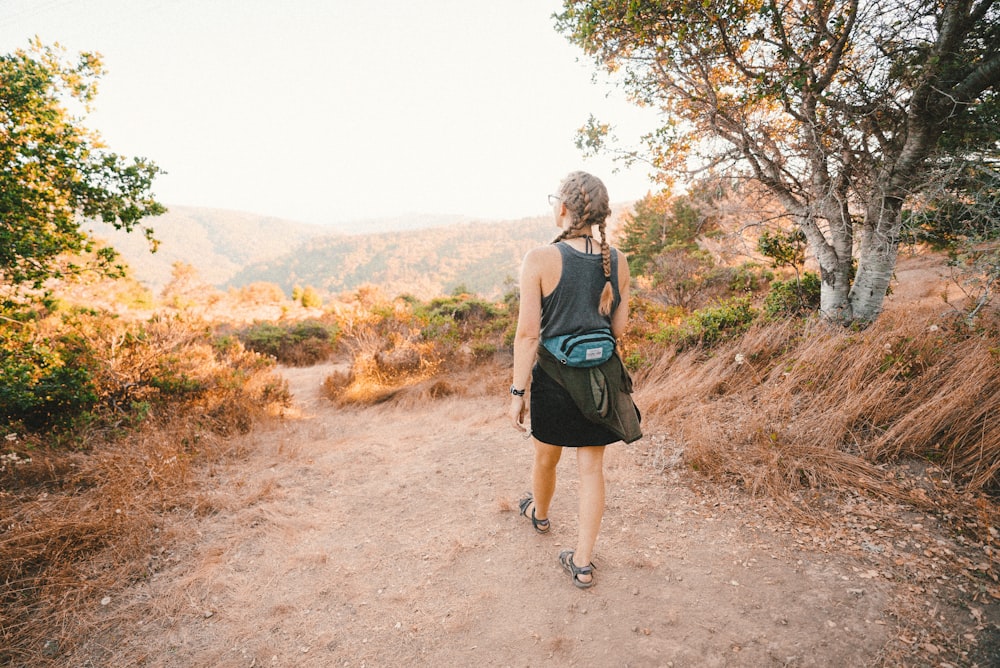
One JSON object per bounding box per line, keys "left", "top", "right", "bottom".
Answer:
{"left": 529, "top": 362, "right": 623, "bottom": 447}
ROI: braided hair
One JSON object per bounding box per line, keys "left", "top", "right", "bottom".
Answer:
{"left": 552, "top": 171, "right": 615, "bottom": 315}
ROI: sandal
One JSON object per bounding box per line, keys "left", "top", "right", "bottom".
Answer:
{"left": 518, "top": 495, "right": 550, "bottom": 534}
{"left": 559, "top": 550, "right": 595, "bottom": 589}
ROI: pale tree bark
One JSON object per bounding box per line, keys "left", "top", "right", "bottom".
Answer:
{"left": 851, "top": 197, "right": 903, "bottom": 321}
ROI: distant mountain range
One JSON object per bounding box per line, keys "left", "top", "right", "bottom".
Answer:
{"left": 226, "top": 217, "right": 556, "bottom": 300}
{"left": 86, "top": 206, "right": 329, "bottom": 289}
{"left": 89, "top": 204, "right": 632, "bottom": 300}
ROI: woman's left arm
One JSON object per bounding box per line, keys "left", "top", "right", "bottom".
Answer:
{"left": 611, "top": 249, "right": 631, "bottom": 340}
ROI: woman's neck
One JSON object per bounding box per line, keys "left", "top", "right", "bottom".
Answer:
{"left": 562, "top": 234, "right": 599, "bottom": 254}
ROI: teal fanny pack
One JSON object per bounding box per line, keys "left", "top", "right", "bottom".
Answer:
{"left": 542, "top": 328, "right": 616, "bottom": 367}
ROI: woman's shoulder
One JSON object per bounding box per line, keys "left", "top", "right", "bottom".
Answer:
{"left": 524, "top": 244, "right": 561, "bottom": 264}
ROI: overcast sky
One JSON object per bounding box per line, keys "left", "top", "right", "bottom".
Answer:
{"left": 0, "top": 0, "right": 663, "bottom": 226}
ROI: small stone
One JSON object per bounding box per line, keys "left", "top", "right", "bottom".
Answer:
{"left": 42, "top": 640, "right": 59, "bottom": 657}
{"left": 100, "top": 596, "right": 111, "bottom": 606}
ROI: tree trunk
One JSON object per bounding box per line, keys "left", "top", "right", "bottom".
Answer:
{"left": 819, "top": 257, "right": 855, "bottom": 321}
{"left": 849, "top": 197, "right": 904, "bottom": 322}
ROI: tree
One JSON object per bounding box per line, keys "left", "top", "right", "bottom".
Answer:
{"left": 619, "top": 191, "right": 704, "bottom": 274}
{"left": 557, "top": 0, "right": 1000, "bottom": 324}
{"left": 0, "top": 40, "right": 164, "bottom": 306}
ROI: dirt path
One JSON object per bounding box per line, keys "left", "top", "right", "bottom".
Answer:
{"left": 75, "top": 362, "right": 988, "bottom": 667}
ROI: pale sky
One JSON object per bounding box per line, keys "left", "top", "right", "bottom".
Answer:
{"left": 0, "top": 0, "right": 663, "bottom": 226}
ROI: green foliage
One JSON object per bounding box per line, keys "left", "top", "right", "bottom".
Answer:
{"left": 292, "top": 284, "right": 323, "bottom": 308}
{"left": 757, "top": 229, "right": 807, "bottom": 271}
{"left": 654, "top": 297, "right": 758, "bottom": 349}
{"left": 299, "top": 285, "right": 323, "bottom": 308}
{"left": 0, "top": 324, "right": 98, "bottom": 431}
{"left": 620, "top": 191, "right": 705, "bottom": 275}
{"left": 724, "top": 262, "right": 773, "bottom": 294}
{"left": 764, "top": 272, "right": 822, "bottom": 318}
{"left": 415, "top": 293, "right": 508, "bottom": 353}
{"left": 239, "top": 319, "right": 339, "bottom": 365}
{"left": 424, "top": 295, "right": 500, "bottom": 322}
{"left": 1, "top": 308, "right": 289, "bottom": 443}
{"left": 0, "top": 40, "right": 164, "bottom": 304}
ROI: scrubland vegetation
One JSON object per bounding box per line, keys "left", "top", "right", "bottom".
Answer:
{"left": 3, "top": 228, "right": 999, "bottom": 662}
{"left": 3, "top": 145, "right": 997, "bottom": 661}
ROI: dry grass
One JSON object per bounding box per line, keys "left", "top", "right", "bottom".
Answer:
{"left": 634, "top": 306, "right": 1000, "bottom": 534}
{"left": 0, "top": 318, "right": 290, "bottom": 666}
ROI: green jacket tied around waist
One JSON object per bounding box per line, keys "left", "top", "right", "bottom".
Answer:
{"left": 535, "top": 344, "right": 643, "bottom": 444}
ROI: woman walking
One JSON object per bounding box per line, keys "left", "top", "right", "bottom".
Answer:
{"left": 508, "top": 171, "right": 639, "bottom": 589}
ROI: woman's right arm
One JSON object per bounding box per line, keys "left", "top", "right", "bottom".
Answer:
{"left": 509, "top": 248, "right": 544, "bottom": 431}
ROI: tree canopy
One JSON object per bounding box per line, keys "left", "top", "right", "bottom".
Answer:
{"left": 557, "top": 0, "right": 1000, "bottom": 323}
{"left": 0, "top": 39, "right": 164, "bottom": 305}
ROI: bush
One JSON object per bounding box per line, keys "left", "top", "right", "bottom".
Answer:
{"left": 299, "top": 286, "right": 323, "bottom": 308}
{"left": 764, "top": 272, "right": 822, "bottom": 317}
{"left": 238, "top": 319, "right": 339, "bottom": 366}
{"left": 0, "top": 322, "right": 99, "bottom": 432}
{"left": 414, "top": 294, "right": 510, "bottom": 359}
{"left": 724, "top": 262, "right": 774, "bottom": 294}
{"left": 655, "top": 297, "right": 758, "bottom": 349}
{"left": 0, "top": 310, "right": 289, "bottom": 665}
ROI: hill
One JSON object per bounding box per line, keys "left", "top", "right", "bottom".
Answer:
{"left": 86, "top": 206, "right": 331, "bottom": 291}
{"left": 90, "top": 204, "right": 634, "bottom": 300}
{"left": 225, "top": 217, "right": 555, "bottom": 299}
{"left": 226, "top": 203, "right": 635, "bottom": 300}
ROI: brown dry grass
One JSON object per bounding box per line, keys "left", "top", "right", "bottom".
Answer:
{"left": 0, "top": 318, "right": 290, "bottom": 666}
{"left": 634, "top": 306, "right": 1000, "bottom": 536}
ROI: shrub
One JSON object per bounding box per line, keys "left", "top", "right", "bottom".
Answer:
{"left": 414, "top": 294, "right": 510, "bottom": 360}
{"left": 238, "top": 319, "right": 339, "bottom": 366}
{"left": 724, "top": 262, "right": 774, "bottom": 295}
{"left": 299, "top": 286, "right": 323, "bottom": 308}
{"left": 0, "top": 321, "right": 99, "bottom": 432}
{"left": 654, "top": 297, "right": 758, "bottom": 349}
{"left": 0, "top": 311, "right": 289, "bottom": 664}
{"left": 764, "top": 271, "right": 822, "bottom": 317}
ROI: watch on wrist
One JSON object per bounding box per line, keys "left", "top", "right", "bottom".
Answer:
{"left": 510, "top": 385, "right": 526, "bottom": 397}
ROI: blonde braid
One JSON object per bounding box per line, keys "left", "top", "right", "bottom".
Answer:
{"left": 597, "top": 217, "right": 615, "bottom": 315}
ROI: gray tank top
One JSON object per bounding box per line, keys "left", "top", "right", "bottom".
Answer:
{"left": 540, "top": 241, "right": 621, "bottom": 338}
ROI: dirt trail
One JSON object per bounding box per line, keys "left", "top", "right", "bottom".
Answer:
{"left": 76, "top": 362, "right": 976, "bottom": 667}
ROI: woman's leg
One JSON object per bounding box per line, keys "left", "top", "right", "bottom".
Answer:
{"left": 531, "top": 438, "right": 562, "bottom": 520}
{"left": 573, "top": 445, "right": 606, "bottom": 580}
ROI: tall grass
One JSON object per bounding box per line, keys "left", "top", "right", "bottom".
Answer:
{"left": 634, "top": 306, "right": 1000, "bottom": 529}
